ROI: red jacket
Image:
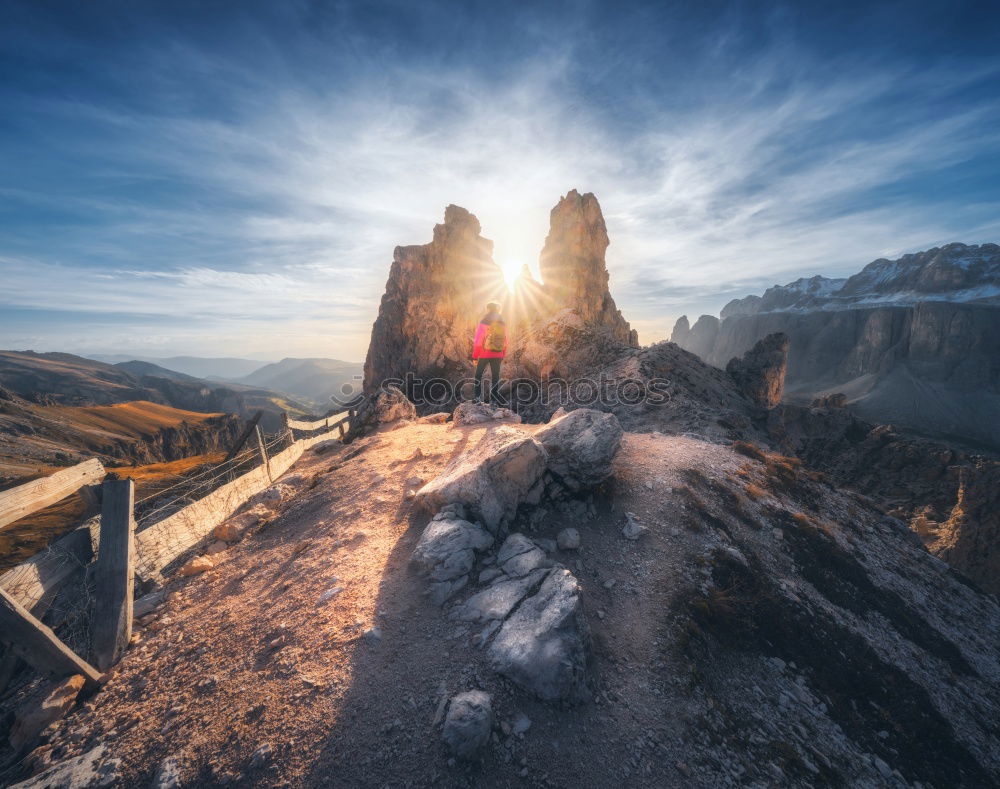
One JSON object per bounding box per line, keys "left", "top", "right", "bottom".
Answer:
{"left": 472, "top": 313, "right": 507, "bottom": 359}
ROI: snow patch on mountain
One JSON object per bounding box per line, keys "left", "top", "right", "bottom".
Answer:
{"left": 722, "top": 242, "right": 1000, "bottom": 317}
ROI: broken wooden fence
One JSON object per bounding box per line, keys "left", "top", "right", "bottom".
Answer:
{"left": 0, "top": 408, "right": 352, "bottom": 687}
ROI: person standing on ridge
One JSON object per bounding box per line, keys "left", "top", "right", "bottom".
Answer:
{"left": 472, "top": 301, "right": 507, "bottom": 405}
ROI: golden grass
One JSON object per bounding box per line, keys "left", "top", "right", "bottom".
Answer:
{"left": 50, "top": 400, "right": 222, "bottom": 436}
{"left": 745, "top": 483, "right": 765, "bottom": 501}
{"left": 107, "top": 452, "right": 226, "bottom": 494}
{"left": 0, "top": 451, "right": 226, "bottom": 572}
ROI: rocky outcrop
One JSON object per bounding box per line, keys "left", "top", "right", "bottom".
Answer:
{"left": 537, "top": 190, "right": 637, "bottom": 347}
{"left": 362, "top": 205, "right": 502, "bottom": 398}
{"left": 671, "top": 244, "right": 1000, "bottom": 449}
{"left": 409, "top": 506, "right": 495, "bottom": 605}
{"left": 770, "top": 402, "right": 1000, "bottom": 594}
{"left": 9, "top": 745, "right": 121, "bottom": 788}
{"left": 362, "top": 191, "right": 637, "bottom": 409}
{"left": 534, "top": 408, "right": 623, "bottom": 490}
{"left": 413, "top": 426, "right": 547, "bottom": 532}
{"left": 669, "top": 314, "right": 719, "bottom": 360}
{"left": 487, "top": 567, "right": 590, "bottom": 701}
{"left": 725, "top": 333, "right": 789, "bottom": 409}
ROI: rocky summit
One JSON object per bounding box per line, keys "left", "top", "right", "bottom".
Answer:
{"left": 363, "top": 190, "right": 637, "bottom": 407}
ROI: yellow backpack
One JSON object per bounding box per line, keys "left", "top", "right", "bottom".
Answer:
{"left": 485, "top": 319, "right": 506, "bottom": 352}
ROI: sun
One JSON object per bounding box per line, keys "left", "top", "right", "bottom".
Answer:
{"left": 501, "top": 259, "right": 523, "bottom": 290}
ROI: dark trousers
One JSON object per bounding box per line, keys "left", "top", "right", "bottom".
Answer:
{"left": 474, "top": 357, "right": 501, "bottom": 404}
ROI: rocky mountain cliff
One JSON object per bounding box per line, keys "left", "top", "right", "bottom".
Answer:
{"left": 671, "top": 244, "right": 1000, "bottom": 449}
{"left": 0, "top": 386, "right": 242, "bottom": 479}
{"left": 770, "top": 399, "right": 1000, "bottom": 595}
{"left": 363, "top": 191, "right": 637, "bottom": 405}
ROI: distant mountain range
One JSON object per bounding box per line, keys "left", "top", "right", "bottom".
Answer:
{"left": 720, "top": 242, "right": 1000, "bottom": 318}
{"left": 232, "top": 357, "right": 362, "bottom": 408}
{"left": 86, "top": 354, "right": 363, "bottom": 409}
{"left": 672, "top": 243, "right": 1000, "bottom": 449}
{"left": 0, "top": 351, "right": 311, "bottom": 430}
{"left": 89, "top": 354, "right": 268, "bottom": 380}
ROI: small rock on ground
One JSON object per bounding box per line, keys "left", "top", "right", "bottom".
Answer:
{"left": 442, "top": 691, "right": 493, "bottom": 760}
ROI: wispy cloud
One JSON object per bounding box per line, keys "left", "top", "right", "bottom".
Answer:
{"left": 1, "top": 1, "right": 999, "bottom": 356}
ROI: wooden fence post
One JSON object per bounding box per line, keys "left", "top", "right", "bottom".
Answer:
{"left": 224, "top": 411, "right": 263, "bottom": 462}
{"left": 255, "top": 425, "right": 272, "bottom": 482}
{"left": 0, "top": 587, "right": 102, "bottom": 686}
{"left": 91, "top": 478, "right": 135, "bottom": 672}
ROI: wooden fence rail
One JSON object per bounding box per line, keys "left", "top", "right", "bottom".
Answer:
{"left": 0, "top": 458, "right": 104, "bottom": 530}
{"left": 286, "top": 411, "right": 348, "bottom": 432}
{"left": 0, "top": 408, "right": 357, "bottom": 689}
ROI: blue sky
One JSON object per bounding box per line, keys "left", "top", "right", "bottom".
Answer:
{"left": 1, "top": 0, "right": 999, "bottom": 361}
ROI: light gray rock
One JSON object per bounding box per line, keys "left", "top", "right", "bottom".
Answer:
{"left": 622, "top": 512, "right": 648, "bottom": 540}
{"left": 452, "top": 402, "right": 521, "bottom": 426}
{"left": 10, "top": 745, "right": 121, "bottom": 788}
{"left": 534, "top": 408, "right": 623, "bottom": 490}
{"left": 488, "top": 568, "right": 590, "bottom": 701}
{"left": 412, "top": 518, "right": 493, "bottom": 582}
{"left": 442, "top": 691, "right": 493, "bottom": 760}
{"left": 495, "top": 533, "right": 548, "bottom": 577}
{"left": 450, "top": 569, "right": 551, "bottom": 623}
{"left": 414, "top": 426, "right": 547, "bottom": 532}
{"left": 502, "top": 546, "right": 547, "bottom": 577}
{"left": 557, "top": 528, "right": 581, "bottom": 550}
{"left": 497, "top": 533, "right": 537, "bottom": 565}
{"left": 428, "top": 576, "right": 470, "bottom": 606}
{"left": 150, "top": 755, "right": 182, "bottom": 789}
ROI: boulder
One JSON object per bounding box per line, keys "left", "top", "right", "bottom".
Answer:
{"left": 452, "top": 402, "right": 521, "bottom": 426}
{"left": 414, "top": 426, "right": 547, "bottom": 532}
{"left": 213, "top": 509, "right": 263, "bottom": 542}
{"left": 345, "top": 385, "right": 418, "bottom": 441}
{"left": 442, "top": 691, "right": 493, "bottom": 761}
{"left": 725, "top": 332, "right": 790, "bottom": 409}
{"left": 369, "top": 385, "right": 417, "bottom": 424}
{"left": 9, "top": 675, "right": 86, "bottom": 751}
{"left": 534, "top": 408, "right": 623, "bottom": 490}
{"left": 496, "top": 533, "right": 548, "bottom": 578}
{"left": 410, "top": 517, "right": 494, "bottom": 605}
{"left": 557, "top": 528, "right": 581, "bottom": 550}
{"left": 8, "top": 745, "right": 121, "bottom": 789}
{"left": 178, "top": 555, "right": 214, "bottom": 576}
{"left": 488, "top": 568, "right": 590, "bottom": 701}
{"left": 622, "top": 512, "right": 648, "bottom": 540}
{"left": 450, "top": 569, "right": 551, "bottom": 623}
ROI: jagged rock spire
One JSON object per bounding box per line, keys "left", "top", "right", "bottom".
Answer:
{"left": 538, "top": 190, "right": 637, "bottom": 347}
